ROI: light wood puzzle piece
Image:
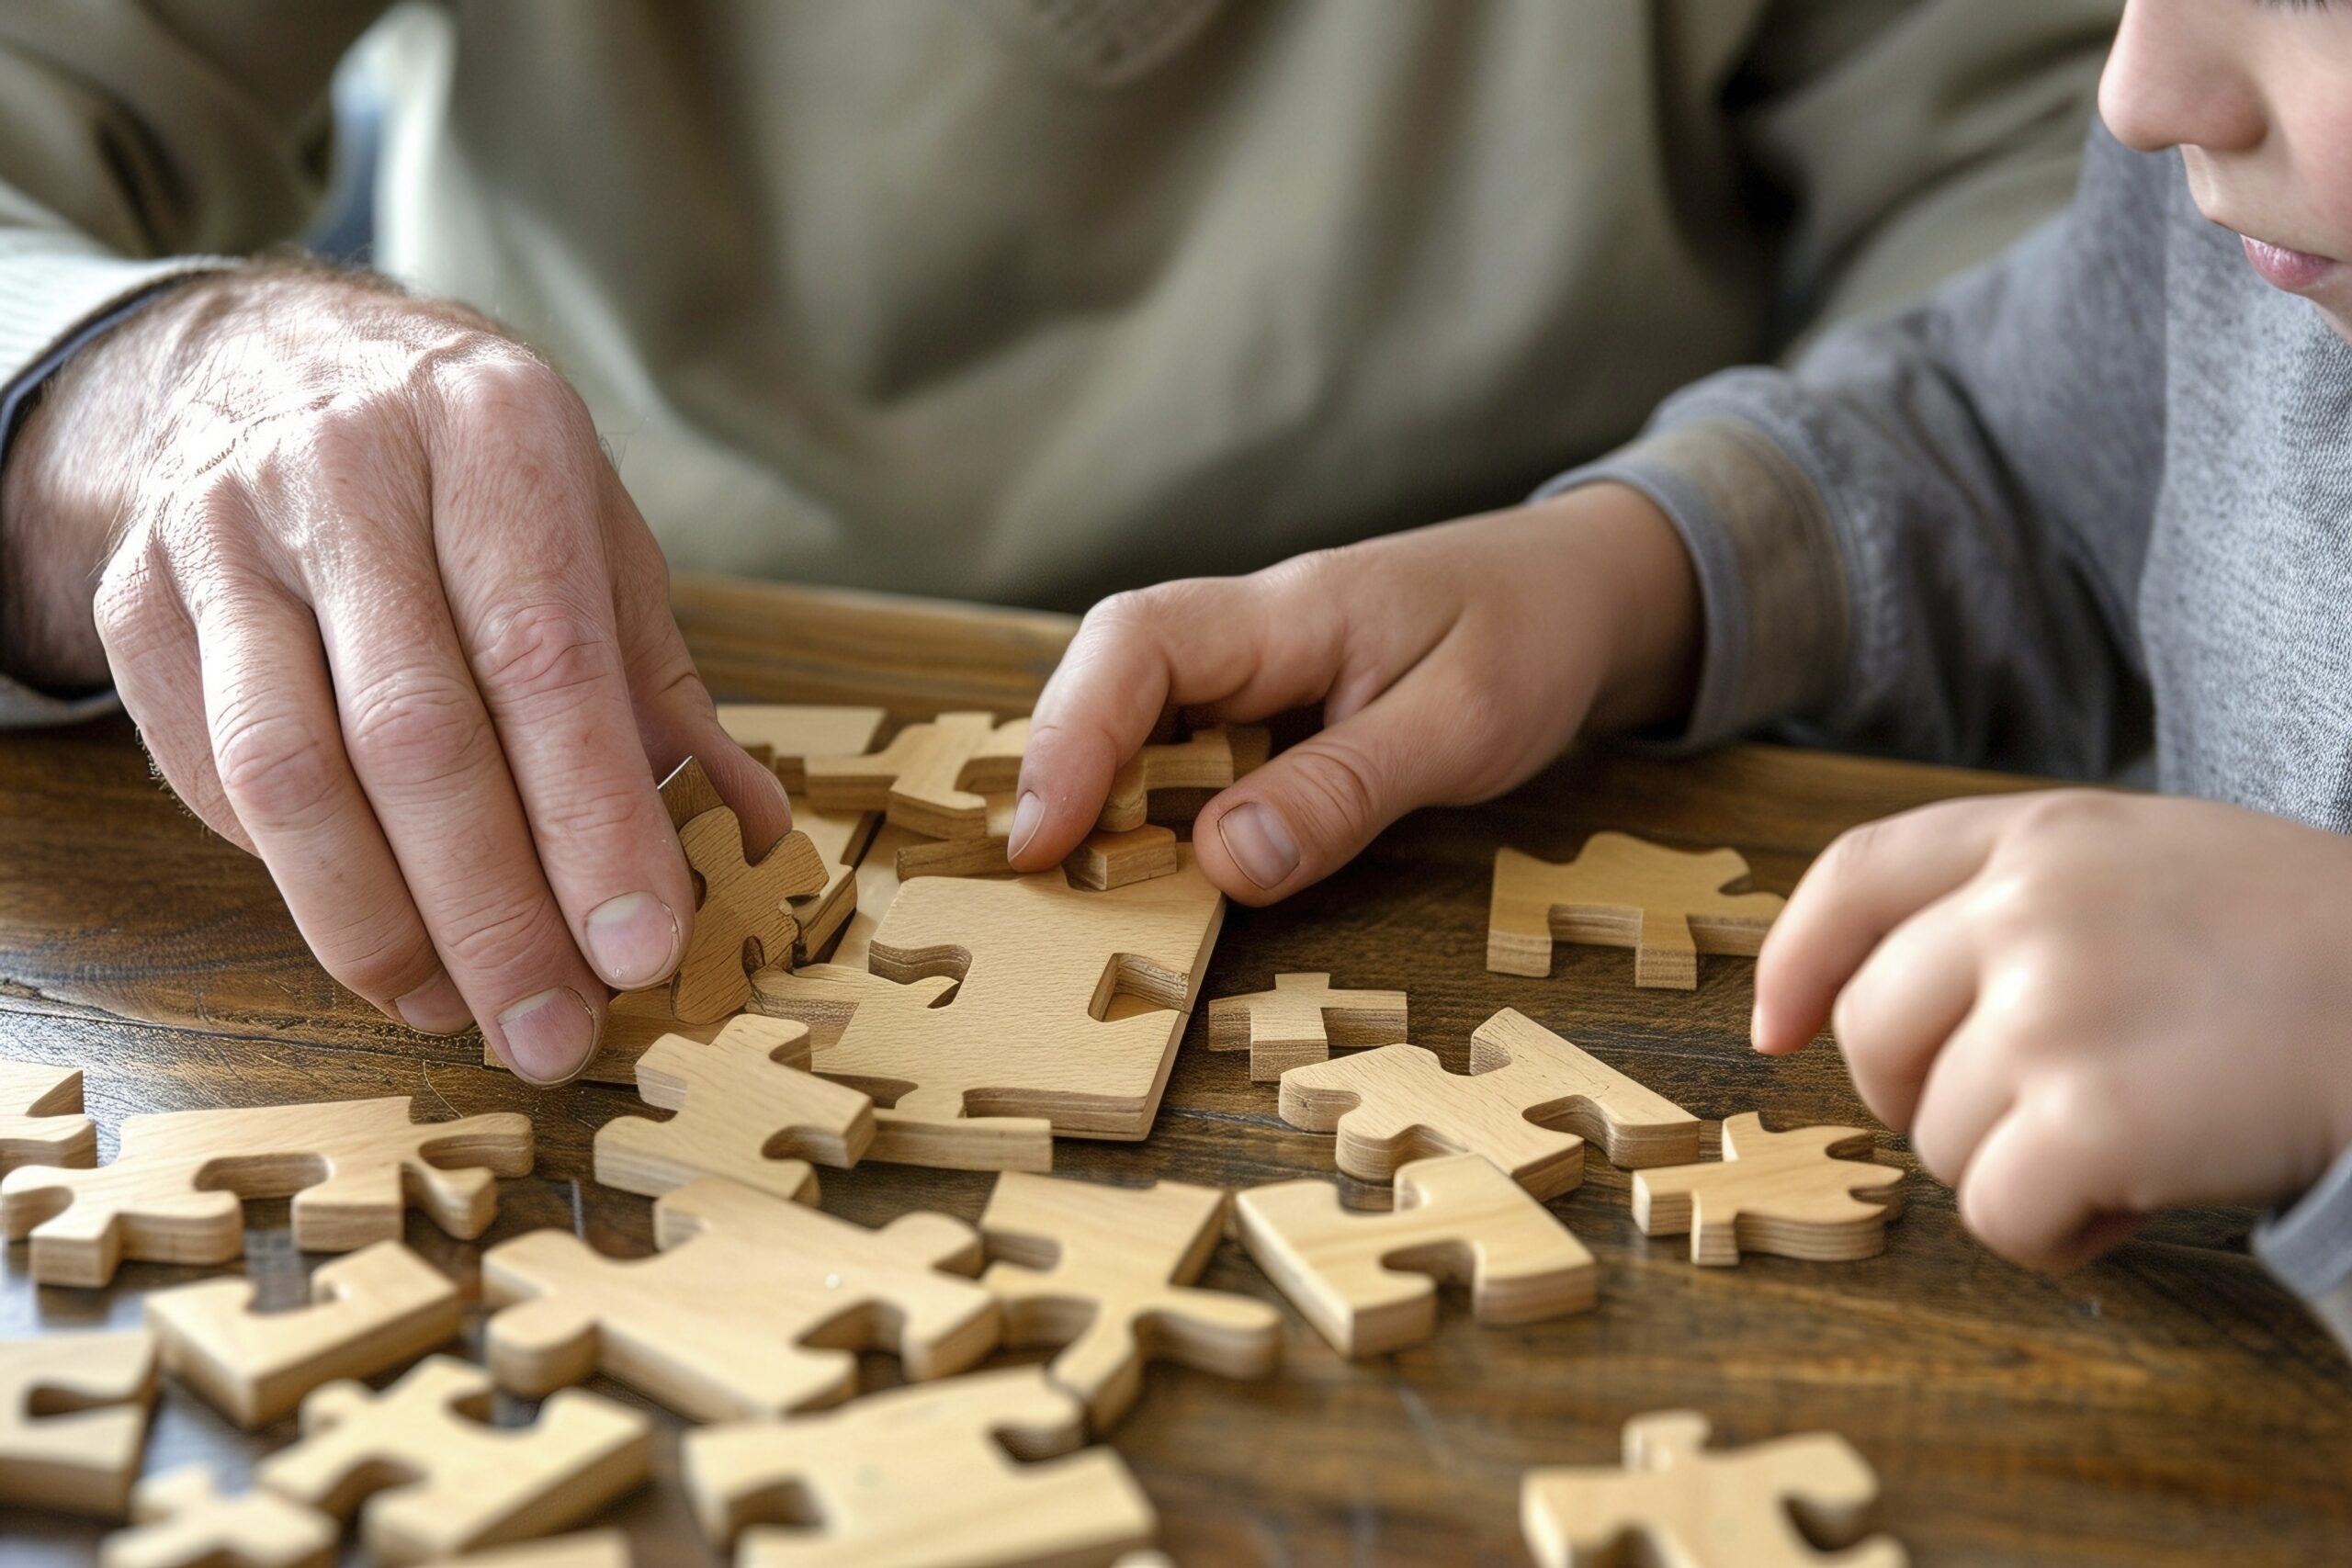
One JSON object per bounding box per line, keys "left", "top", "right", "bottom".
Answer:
{"left": 803, "top": 711, "right": 1030, "bottom": 840}
{"left": 256, "top": 1355, "right": 650, "bottom": 1568}
{"left": 1634, "top": 1114, "right": 1905, "bottom": 1266}
{"left": 99, "top": 1466, "right": 337, "bottom": 1568}
{"left": 1278, "top": 1008, "right": 1697, "bottom": 1199}
{"left": 1, "top": 1096, "right": 533, "bottom": 1287}
{"left": 593, "top": 1014, "right": 874, "bottom": 1202}
{"left": 824, "top": 819, "right": 917, "bottom": 970}
{"left": 1065, "top": 826, "right": 1180, "bottom": 890}
{"left": 1207, "top": 972, "right": 1408, "bottom": 1081}
{"left": 662, "top": 756, "right": 828, "bottom": 1023}
{"left": 1489, "top": 834, "right": 1785, "bottom": 988}
{"left": 978, "top": 1172, "right": 1281, "bottom": 1429}
{"left": 0, "top": 1328, "right": 156, "bottom": 1517}
{"left": 1097, "top": 727, "right": 1271, "bottom": 832}
{"left": 0, "top": 1056, "right": 96, "bottom": 1173}
{"left": 786, "top": 795, "right": 876, "bottom": 963}
{"left": 757, "top": 847, "right": 1225, "bottom": 1161}
{"left": 893, "top": 790, "right": 1022, "bottom": 879}
{"left": 1521, "top": 1410, "right": 1905, "bottom": 1567}
{"left": 684, "top": 1366, "right": 1156, "bottom": 1568}
{"left": 145, "top": 1239, "right": 461, "bottom": 1428}
{"left": 482, "top": 1174, "right": 997, "bottom": 1421}
{"left": 413, "top": 1533, "right": 631, "bottom": 1568}
{"left": 1236, "top": 1155, "right": 1595, "bottom": 1358}
{"left": 716, "top": 704, "right": 888, "bottom": 792}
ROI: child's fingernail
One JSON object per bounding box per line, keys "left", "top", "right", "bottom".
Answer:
{"left": 1007, "top": 791, "right": 1044, "bottom": 860}
{"left": 496, "top": 986, "right": 596, "bottom": 1085}
{"left": 585, "top": 892, "right": 682, "bottom": 988}
{"left": 1218, "top": 801, "right": 1299, "bottom": 889}
{"left": 394, "top": 971, "right": 473, "bottom": 1035}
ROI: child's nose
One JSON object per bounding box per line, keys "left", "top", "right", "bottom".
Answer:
{"left": 2098, "top": 0, "right": 2267, "bottom": 157}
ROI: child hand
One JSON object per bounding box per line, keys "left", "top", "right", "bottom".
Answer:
{"left": 1755, "top": 790, "right": 2352, "bottom": 1270}
{"left": 1006, "top": 485, "right": 1701, "bottom": 903}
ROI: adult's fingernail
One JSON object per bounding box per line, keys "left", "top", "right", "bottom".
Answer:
{"left": 1006, "top": 791, "right": 1044, "bottom": 861}
{"left": 1217, "top": 801, "right": 1299, "bottom": 890}
{"left": 394, "top": 972, "right": 473, "bottom": 1035}
{"left": 585, "top": 892, "right": 681, "bottom": 988}
{"left": 496, "top": 986, "right": 596, "bottom": 1085}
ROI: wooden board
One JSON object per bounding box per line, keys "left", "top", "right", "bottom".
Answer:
{"left": 592, "top": 1015, "right": 874, "bottom": 1204}
{"left": 0, "top": 1056, "right": 96, "bottom": 1173}
{"left": 661, "top": 758, "right": 827, "bottom": 1023}
{"left": 255, "top": 1355, "right": 650, "bottom": 1568}
{"left": 803, "top": 712, "right": 1029, "bottom": 840}
{"left": 683, "top": 1366, "right": 1157, "bottom": 1568}
{"left": 0, "top": 1097, "right": 533, "bottom": 1287}
{"left": 0, "top": 1328, "right": 155, "bottom": 1518}
{"left": 1487, "top": 834, "right": 1785, "bottom": 988}
{"left": 1235, "top": 1155, "right": 1596, "bottom": 1359}
{"left": 481, "top": 1175, "right": 998, "bottom": 1422}
{"left": 145, "top": 1240, "right": 461, "bottom": 1428}
{"left": 99, "top": 1465, "right": 338, "bottom": 1568}
{"left": 1206, "top": 972, "right": 1408, "bottom": 1082}
{"left": 1634, "top": 1114, "right": 1906, "bottom": 1266}
{"left": 786, "top": 795, "right": 876, "bottom": 964}
{"left": 716, "top": 705, "right": 888, "bottom": 793}
{"left": 1098, "top": 728, "right": 1271, "bottom": 833}
{"left": 756, "top": 848, "right": 1225, "bottom": 1161}
{"left": 978, "top": 1172, "right": 1281, "bottom": 1429}
{"left": 1277, "top": 1009, "right": 1698, "bottom": 1199}
{"left": 1521, "top": 1410, "right": 1905, "bottom": 1567}
{"left": 412, "top": 1534, "right": 632, "bottom": 1568}
{"left": 1064, "top": 827, "right": 1180, "bottom": 891}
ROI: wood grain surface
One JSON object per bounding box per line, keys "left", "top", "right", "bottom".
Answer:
{"left": 1, "top": 581, "right": 2346, "bottom": 1566}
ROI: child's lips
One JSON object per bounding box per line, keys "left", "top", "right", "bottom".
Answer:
{"left": 2240, "top": 232, "right": 2340, "bottom": 293}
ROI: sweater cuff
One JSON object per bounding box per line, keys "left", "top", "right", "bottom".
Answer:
{"left": 1534, "top": 418, "right": 1850, "bottom": 750}
{"left": 2252, "top": 1138, "right": 2352, "bottom": 1358}
{"left": 0, "top": 235, "right": 231, "bottom": 394}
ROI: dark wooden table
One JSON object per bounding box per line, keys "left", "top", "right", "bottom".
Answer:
{"left": 4, "top": 578, "right": 2346, "bottom": 1566}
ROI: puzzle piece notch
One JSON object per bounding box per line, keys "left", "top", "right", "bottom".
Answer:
{"left": 1236, "top": 1154, "right": 1596, "bottom": 1358}
{"left": 146, "top": 1239, "right": 461, "bottom": 1428}
{"left": 1207, "top": 972, "right": 1409, "bottom": 1081}
{"left": 99, "top": 1465, "right": 338, "bottom": 1568}
{"left": 0, "top": 1096, "right": 533, "bottom": 1287}
{"left": 1278, "top": 1008, "right": 1698, "bottom": 1199}
{"left": 1097, "top": 727, "right": 1271, "bottom": 832}
{"left": 662, "top": 755, "right": 828, "bottom": 1023}
{"left": 803, "top": 712, "right": 1031, "bottom": 840}
{"left": 1489, "top": 834, "right": 1785, "bottom": 988}
{"left": 483, "top": 1175, "right": 998, "bottom": 1422}
{"left": 593, "top": 1015, "right": 874, "bottom": 1204}
{"left": 257, "top": 1355, "right": 650, "bottom": 1568}
{"left": 716, "top": 704, "right": 888, "bottom": 792}
{"left": 1634, "top": 1114, "right": 1906, "bottom": 1266}
{"left": 978, "top": 1172, "right": 1282, "bottom": 1429}
{"left": 1521, "top": 1410, "right": 1907, "bottom": 1568}
{"left": 0, "top": 1328, "right": 157, "bottom": 1517}
{"left": 0, "top": 1057, "right": 96, "bottom": 1174}
{"left": 684, "top": 1366, "right": 1157, "bottom": 1568}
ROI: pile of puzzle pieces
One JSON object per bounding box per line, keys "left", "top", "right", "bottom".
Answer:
{"left": 0, "top": 704, "right": 1915, "bottom": 1567}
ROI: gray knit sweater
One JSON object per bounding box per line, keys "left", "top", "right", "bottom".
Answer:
{"left": 1553, "top": 124, "right": 2352, "bottom": 1354}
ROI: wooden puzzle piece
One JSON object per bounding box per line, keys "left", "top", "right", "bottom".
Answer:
{"left": 1278, "top": 1008, "right": 1697, "bottom": 1199}
{"left": 1521, "top": 1410, "right": 1906, "bottom": 1567}
{"left": 1065, "top": 826, "right": 1180, "bottom": 890}
{"left": 413, "top": 1533, "right": 632, "bottom": 1568}
{"left": 978, "top": 1172, "right": 1281, "bottom": 1429}
{"left": 0, "top": 1056, "right": 96, "bottom": 1173}
{"left": 1235, "top": 1154, "right": 1595, "bottom": 1358}
{"left": 716, "top": 704, "right": 888, "bottom": 792}
{"left": 1488, "top": 834, "right": 1785, "bottom": 988}
{"left": 482, "top": 1175, "right": 998, "bottom": 1421}
{"left": 145, "top": 1239, "right": 461, "bottom": 1428}
{"left": 1634, "top": 1114, "right": 1905, "bottom": 1266}
{"left": 684, "top": 1366, "right": 1157, "bottom": 1568}
{"left": 1, "top": 1096, "right": 533, "bottom": 1287}
{"left": 593, "top": 1015, "right": 874, "bottom": 1203}
{"left": 662, "top": 757, "right": 828, "bottom": 1023}
{"left": 256, "top": 1355, "right": 650, "bottom": 1568}
{"left": 99, "top": 1465, "right": 338, "bottom": 1568}
{"left": 0, "top": 1328, "right": 156, "bottom": 1517}
{"left": 757, "top": 848, "right": 1225, "bottom": 1158}
{"left": 825, "top": 819, "right": 917, "bottom": 970}
{"left": 1097, "top": 727, "right": 1271, "bottom": 832}
{"left": 1208, "top": 972, "right": 1408, "bottom": 1082}
{"left": 893, "top": 790, "right": 1022, "bottom": 879}
{"left": 786, "top": 795, "right": 877, "bottom": 963}
{"left": 803, "top": 711, "right": 1030, "bottom": 839}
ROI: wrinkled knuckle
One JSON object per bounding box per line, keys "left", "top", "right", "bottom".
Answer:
{"left": 211, "top": 701, "right": 342, "bottom": 829}
{"left": 1283, "top": 740, "right": 1388, "bottom": 841}
{"left": 343, "top": 678, "right": 490, "bottom": 783}
{"left": 475, "top": 597, "right": 610, "bottom": 708}
{"left": 537, "top": 777, "right": 657, "bottom": 843}
{"left": 437, "top": 891, "right": 569, "bottom": 979}
{"left": 435, "top": 347, "right": 588, "bottom": 445}
{"left": 1256, "top": 547, "right": 1348, "bottom": 601}
{"left": 315, "top": 915, "right": 430, "bottom": 999}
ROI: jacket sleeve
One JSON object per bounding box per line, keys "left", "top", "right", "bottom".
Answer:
{"left": 2254, "top": 1141, "right": 2352, "bottom": 1362}
{"left": 1542, "top": 125, "right": 2171, "bottom": 778}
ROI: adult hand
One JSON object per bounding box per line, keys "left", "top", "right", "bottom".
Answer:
{"left": 1005, "top": 484, "right": 1702, "bottom": 902}
{"left": 0, "top": 264, "right": 788, "bottom": 1083}
{"left": 1754, "top": 790, "right": 2352, "bottom": 1270}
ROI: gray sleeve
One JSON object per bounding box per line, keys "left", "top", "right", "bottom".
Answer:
{"left": 1542, "top": 126, "right": 2174, "bottom": 777}
{"left": 2252, "top": 1141, "right": 2352, "bottom": 1360}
